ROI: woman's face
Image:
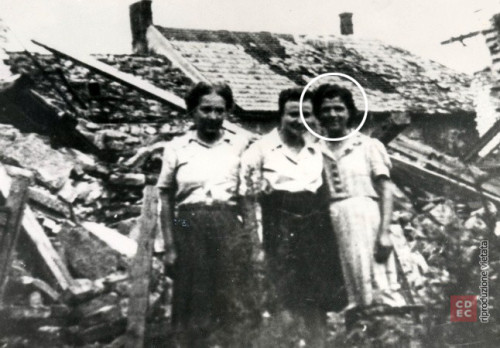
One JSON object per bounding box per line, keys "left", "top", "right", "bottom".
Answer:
{"left": 280, "top": 99, "right": 313, "bottom": 138}
{"left": 318, "top": 96, "right": 350, "bottom": 136}
{"left": 194, "top": 93, "right": 227, "bottom": 137}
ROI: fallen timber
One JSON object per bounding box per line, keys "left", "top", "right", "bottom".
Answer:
{"left": 388, "top": 136, "right": 500, "bottom": 206}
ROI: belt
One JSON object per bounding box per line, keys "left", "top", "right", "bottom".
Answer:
{"left": 177, "top": 202, "right": 238, "bottom": 212}
{"left": 329, "top": 195, "right": 379, "bottom": 203}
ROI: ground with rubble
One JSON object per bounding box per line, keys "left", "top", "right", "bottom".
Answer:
{"left": 0, "top": 35, "right": 499, "bottom": 348}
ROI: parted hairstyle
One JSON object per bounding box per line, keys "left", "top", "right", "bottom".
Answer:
{"left": 185, "top": 82, "right": 234, "bottom": 114}
{"left": 312, "top": 84, "right": 357, "bottom": 120}
{"left": 278, "top": 87, "right": 313, "bottom": 118}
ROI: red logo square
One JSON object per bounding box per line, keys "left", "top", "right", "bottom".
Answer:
{"left": 451, "top": 296, "right": 477, "bottom": 322}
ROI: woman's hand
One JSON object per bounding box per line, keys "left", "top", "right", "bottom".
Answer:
{"left": 374, "top": 176, "right": 394, "bottom": 263}
{"left": 164, "top": 246, "right": 177, "bottom": 279}
{"left": 374, "top": 230, "right": 393, "bottom": 263}
{"left": 164, "top": 246, "right": 177, "bottom": 266}
{"left": 252, "top": 245, "right": 265, "bottom": 264}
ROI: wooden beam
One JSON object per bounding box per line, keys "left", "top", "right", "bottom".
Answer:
{"left": 389, "top": 138, "right": 500, "bottom": 199}
{"left": 440, "top": 28, "right": 496, "bottom": 45}
{"left": 125, "top": 186, "right": 158, "bottom": 348}
{"left": 0, "top": 176, "right": 30, "bottom": 303}
{"left": 146, "top": 26, "right": 209, "bottom": 84}
{"left": 82, "top": 222, "right": 138, "bottom": 258}
{"left": 463, "top": 118, "right": 500, "bottom": 162}
{"left": 0, "top": 164, "right": 12, "bottom": 204}
{"left": 21, "top": 206, "right": 75, "bottom": 291}
{"left": 390, "top": 156, "right": 500, "bottom": 205}
{"left": 18, "top": 276, "right": 60, "bottom": 302}
{"left": 32, "top": 40, "right": 186, "bottom": 111}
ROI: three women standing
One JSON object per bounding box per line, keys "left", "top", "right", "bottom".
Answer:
{"left": 157, "top": 81, "right": 405, "bottom": 346}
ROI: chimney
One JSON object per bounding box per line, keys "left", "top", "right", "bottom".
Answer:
{"left": 130, "top": 0, "right": 153, "bottom": 54}
{"left": 339, "top": 12, "right": 353, "bottom": 35}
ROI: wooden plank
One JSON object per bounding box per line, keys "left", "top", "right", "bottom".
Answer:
{"left": 21, "top": 206, "right": 75, "bottom": 291}
{"left": 390, "top": 138, "right": 500, "bottom": 199}
{"left": 146, "top": 26, "right": 209, "bottom": 84}
{"left": 440, "top": 28, "right": 495, "bottom": 45}
{"left": 0, "top": 176, "right": 30, "bottom": 303}
{"left": 82, "top": 222, "right": 138, "bottom": 258}
{"left": 391, "top": 156, "right": 500, "bottom": 205}
{"left": 18, "top": 276, "right": 60, "bottom": 302}
{"left": 0, "top": 163, "right": 12, "bottom": 202}
{"left": 32, "top": 40, "right": 186, "bottom": 111}
{"left": 125, "top": 186, "right": 158, "bottom": 348}
{"left": 28, "top": 186, "right": 73, "bottom": 219}
{"left": 440, "top": 30, "right": 482, "bottom": 45}
{"left": 463, "top": 118, "right": 500, "bottom": 162}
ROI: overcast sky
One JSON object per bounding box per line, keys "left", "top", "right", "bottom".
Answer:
{"left": 1, "top": 0, "right": 499, "bottom": 74}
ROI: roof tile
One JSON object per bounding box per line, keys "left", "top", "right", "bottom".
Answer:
{"left": 156, "top": 26, "right": 473, "bottom": 114}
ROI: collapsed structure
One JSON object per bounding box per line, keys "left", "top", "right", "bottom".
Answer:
{"left": 0, "top": 1, "right": 499, "bottom": 346}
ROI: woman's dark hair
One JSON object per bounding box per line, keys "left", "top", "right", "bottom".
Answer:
{"left": 185, "top": 82, "right": 234, "bottom": 113}
{"left": 312, "top": 84, "right": 357, "bottom": 120}
{"left": 278, "top": 87, "right": 313, "bottom": 118}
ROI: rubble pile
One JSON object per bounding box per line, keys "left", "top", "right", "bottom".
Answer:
{"left": 0, "top": 51, "right": 189, "bottom": 345}
{"left": 1, "top": 119, "right": 498, "bottom": 346}
{"left": 7, "top": 53, "right": 191, "bottom": 122}
{"left": 0, "top": 158, "right": 169, "bottom": 347}
{"left": 3, "top": 53, "right": 197, "bottom": 225}
{"left": 0, "top": 50, "right": 498, "bottom": 346}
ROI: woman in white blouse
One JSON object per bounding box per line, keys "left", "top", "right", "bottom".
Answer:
{"left": 240, "top": 88, "right": 346, "bottom": 348}
{"left": 157, "top": 82, "right": 258, "bottom": 347}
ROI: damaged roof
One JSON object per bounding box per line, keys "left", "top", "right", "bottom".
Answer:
{"left": 155, "top": 26, "right": 474, "bottom": 114}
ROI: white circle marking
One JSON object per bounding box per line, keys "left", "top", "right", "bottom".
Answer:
{"left": 299, "top": 72, "right": 369, "bottom": 141}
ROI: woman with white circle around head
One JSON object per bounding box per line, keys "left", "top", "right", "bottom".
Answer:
{"left": 311, "top": 83, "right": 406, "bottom": 312}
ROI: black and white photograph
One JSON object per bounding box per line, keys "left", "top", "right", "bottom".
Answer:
{"left": 0, "top": 0, "right": 499, "bottom": 347}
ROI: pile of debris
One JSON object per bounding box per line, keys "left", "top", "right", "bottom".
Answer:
{"left": 0, "top": 42, "right": 498, "bottom": 346}
{"left": 1, "top": 119, "right": 498, "bottom": 346}
{"left": 0, "top": 145, "right": 170, "bottom": 346}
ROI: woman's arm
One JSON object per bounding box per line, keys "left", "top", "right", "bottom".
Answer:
{"left": 374, "top": 176, "right": 394, "bottom": 263}
{"left": 242, "top": 196, "right": 264, "bottom": 261}
{"left": 239, "top": 142, "right": 264, "bottom": 262}
{"left": 159, "top": 189, "right": 176, "bottom": 266}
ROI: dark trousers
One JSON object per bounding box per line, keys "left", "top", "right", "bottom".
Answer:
{"left": 260, "top": 189, "right": 347, "bottom": 312}
{"left": 171, "top": 204, "right": 257, "bottom": 347}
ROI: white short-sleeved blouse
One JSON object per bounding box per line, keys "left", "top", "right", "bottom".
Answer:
{"left": 157, "top": 130, "right": 249, "bottom": 206}
{"left": 239, "top": 128, "right": 324, "bottom": 196}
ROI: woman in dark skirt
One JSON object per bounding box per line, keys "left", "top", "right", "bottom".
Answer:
{"left": 157, "top": 82, "right": 258, "bottom": 347}
{"left": 240, "top": 88, "right": 346, "bottom": 347}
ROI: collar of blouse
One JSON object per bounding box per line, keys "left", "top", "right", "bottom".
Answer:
{"left": 188, "top": 129, "right": 232, "bottom": 148}
{"left": 319, "top": 131, "right": 364, "bottom": 162}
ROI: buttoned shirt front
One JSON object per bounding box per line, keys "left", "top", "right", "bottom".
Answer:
{"left": 320, "top": 132, "right": 391, "bottom": 200}
{"left": 157, "top": 130, "right": 248, "bottom": 206}
{"left": 240, "top": 128, "right": 324, "bottom": 196}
